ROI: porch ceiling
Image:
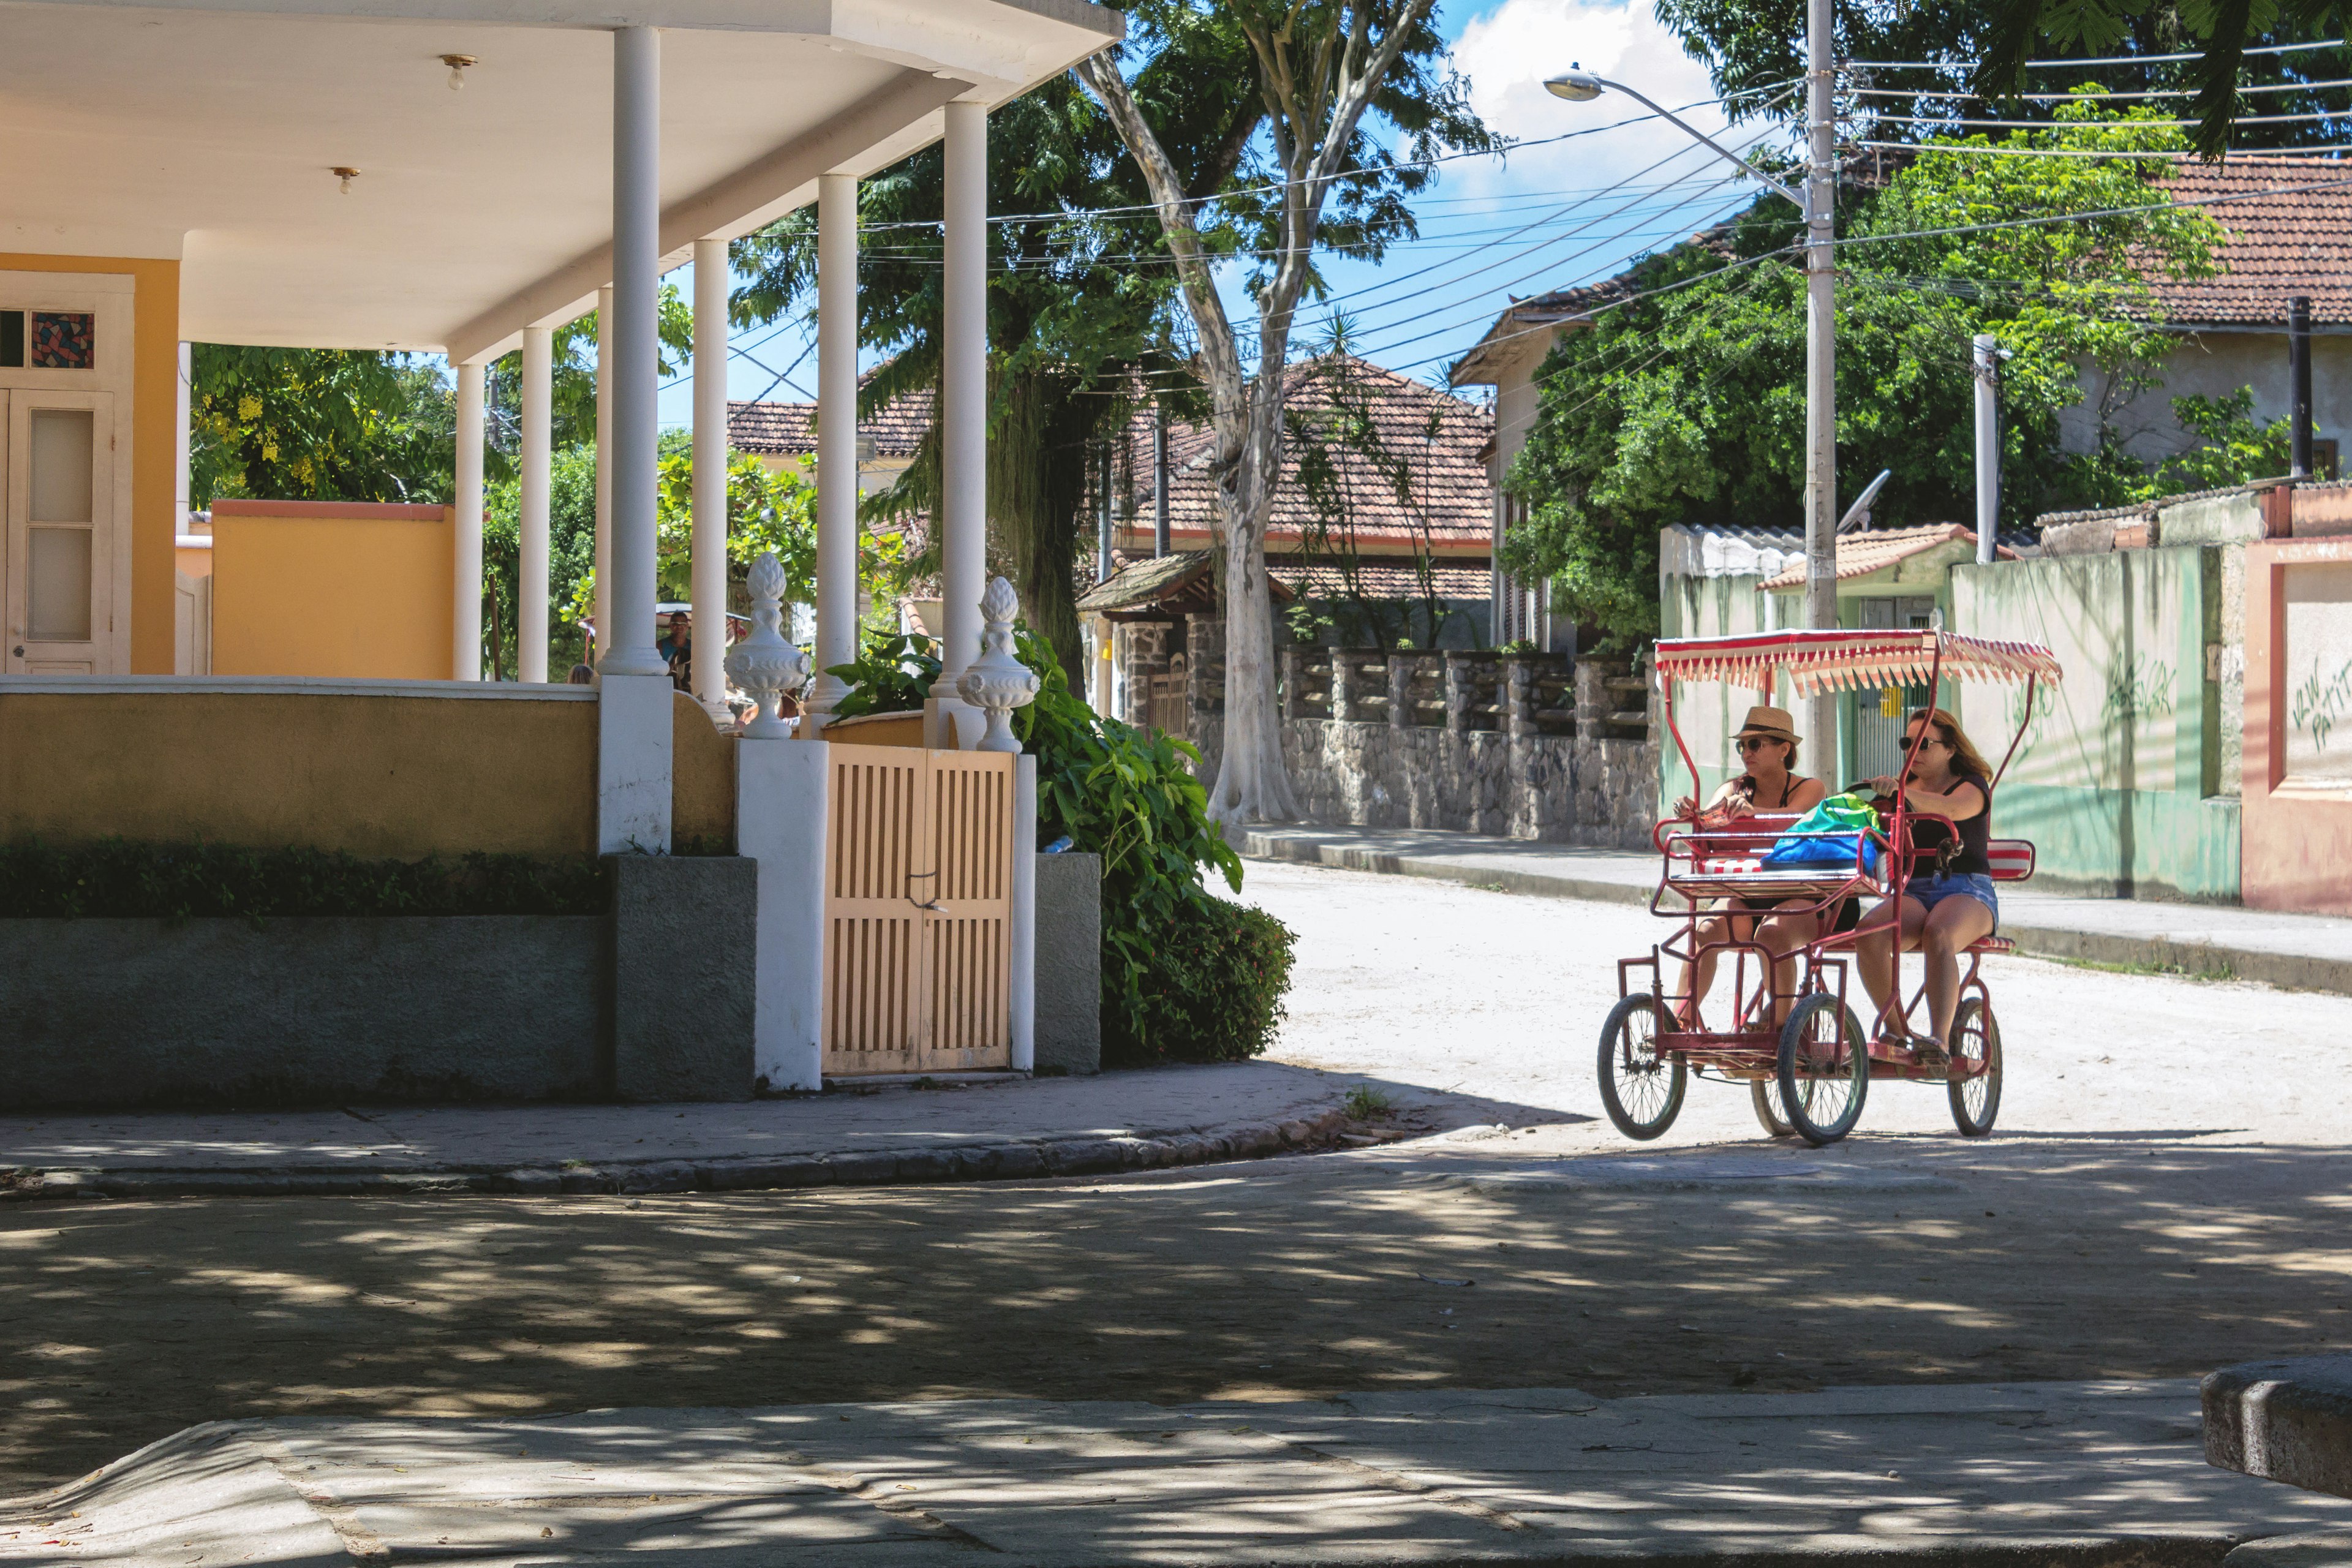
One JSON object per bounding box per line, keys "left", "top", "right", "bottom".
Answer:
{"left": 4, "top": 0, "right": 1120, "bottom": 358}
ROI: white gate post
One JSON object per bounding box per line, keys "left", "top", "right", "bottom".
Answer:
{"left": 732, "top": 551, "right": 826, "bottom": 1088}
{"left": 1011, "top": 753, "right": 1036, "bottom": 1072}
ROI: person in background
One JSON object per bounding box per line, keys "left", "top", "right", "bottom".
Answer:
{"left": 565, "top": 664, "right": 594, "bottom": 686}
{"left": 655, "top": 611, "right": 692, "bottom": 691}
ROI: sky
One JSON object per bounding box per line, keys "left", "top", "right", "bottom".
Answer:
{"left": 650, "top": 0, "right": 1785, "bottom": 428}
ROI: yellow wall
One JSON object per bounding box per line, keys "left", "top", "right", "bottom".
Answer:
{"left": 211, "top": 501, "right": 454, "bottom": 679}
{"left": 0, "top": 687, "right": 738, "bottom": 859}
{"left": 0, "top": 253, "right": 180, "bottom": 674}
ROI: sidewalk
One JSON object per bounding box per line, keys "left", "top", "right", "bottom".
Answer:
{"left": 1243, "top": 823, "right": 2352, "bottom": 997}
{"left": 12, "top": 1381, "right": 2348, "bottom": 1565}
{"left": 0, "top": 1062, "right": 1553, "bottom": 1204}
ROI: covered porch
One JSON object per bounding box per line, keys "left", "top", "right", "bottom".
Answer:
{"left": 0, "top": 0, "right": 1120, "bottom": 1103}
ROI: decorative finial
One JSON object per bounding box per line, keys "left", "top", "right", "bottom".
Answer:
{"left": 956, "top": 574, "right": 1040, "bottom": 752}
{"left": 725, "top": 550, "right": 809, "bottom": 737}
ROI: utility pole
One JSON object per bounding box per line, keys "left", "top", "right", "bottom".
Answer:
{"left": 1802, "top": 0, "right": 1839, "bottom": 765}
{"left": 1152, "top": 403, "right": 1170, "bottom": 559}
{"left": 1973, "top": 334, "right": 1999, "bottom": 566}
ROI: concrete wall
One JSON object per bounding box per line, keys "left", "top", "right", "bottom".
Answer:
{"left": 2062, "top": 331, "right": 2352, "bottom": 469}
{"left": 210, "top": 500, "right": 455, "bottom": 680}
{"left": 1034, "top": 851, "right": 1101, "bottom": 1075}
{"left": 1280, "top": 720, "right": 1657, "bottom": 850}
{"left": 1949, "top": 547, "right": 2237, "bottom": 901}
{"left": 0, "top": 683, "right": 735, "bottom": 859}
{"left": 0, "top": 851, "right": 759, "bottom": 1109}
{"left": 2244, "top": 536, "right": 2352, "bottom": 914}
{"left": 1659, "top": 567, "right": 1815, "bottom": 807}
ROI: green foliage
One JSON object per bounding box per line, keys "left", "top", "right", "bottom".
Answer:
{"left": 481, "top": 283, "right": 694, "bottom": 482}
{"left": 191, "top": 347, "right": 453, "bottom": 508}
{"left": 483, "top": 442, "right": 600, "bottom": 679}
{"left": 655, "top": 441, "right": 821, "bottom": 606}
{"left": 1501, "top": 96, "right": 2223, "bottom": 647}
{"left": 0, "top": 840, "right": 607, "bottom": 920}
{"left": 2149, "top": 388, "right": 2296, "bottom": 495}
{"left": 1008, "top": 629, "right": 1288, "bottom": 1061}
{"left": 825, "top": 631, "right": 942, "bottom": 720}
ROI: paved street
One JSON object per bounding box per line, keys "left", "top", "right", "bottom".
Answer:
{"left": 4, "top": 864, "right": 2348, "bottom": 1560}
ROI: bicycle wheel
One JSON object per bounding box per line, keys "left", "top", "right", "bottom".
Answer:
{"left": 1776, "top": 993, "right": 1868, "bottom": 1146}
{"left": 1947, "top": 997, "right": 2003, "bottom": 1137}
{"left": 1598, "top": 993, "right": 1686, "bottom": 1140}
{"left": 1751, "top": 1079, "right": 1795, "bottom": 1139}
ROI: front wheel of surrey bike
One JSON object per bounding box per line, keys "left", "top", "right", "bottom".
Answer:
{"left": 1776, "top": 993, "right": 1869, "bottom": 1146}
{"left": 1751, "top": 1079, "right": 1796, "bottom": 1138}
{"left": 1598, "top": 994, "right": 1686, "bottom": 1140}
{"left": 1947, "top": 997, "right": 2003, "bottom": 1137}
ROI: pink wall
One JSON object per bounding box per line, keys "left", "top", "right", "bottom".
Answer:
{"left": 2244, "top": 536, "right": 2352, "bottom": 915}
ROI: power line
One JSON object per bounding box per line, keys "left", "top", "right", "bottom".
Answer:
{"left": 1845, "top": 39, "right": 2348, "bottom": 69}
{"left": 1847, "top": 77, "right": 2352, "bottom": 100}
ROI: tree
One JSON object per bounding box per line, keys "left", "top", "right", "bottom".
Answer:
{"left": 1655, "top": 0, "right": 2346, "bottom": 160}
{"left": 731, "top": 77, "right": 1197, "bottom": 690}
{"left": 480, "top": 284, "right": 692, "bottom": 483}
{"left": 1073, "top": 0, "right": 1493, "bottom": 823}
{"left": 190, "top": 347, "right": 453, "bottom": 508}
{"left": 1499, "top": 97, "right": 2222, "bottom": 647}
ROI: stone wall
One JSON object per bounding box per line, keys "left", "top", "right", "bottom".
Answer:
{"left": 1278, "top": 722, "right": 1656, "bottom": 849}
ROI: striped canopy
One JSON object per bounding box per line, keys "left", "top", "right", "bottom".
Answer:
{"left": 1654, "top": 628, "right": 2064, "bottom": 697}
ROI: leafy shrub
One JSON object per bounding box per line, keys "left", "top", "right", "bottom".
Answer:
{"left": 1009, "top": 630, "right": 1295, "bottom": 1064}
{"left": 1118, "top": 894, "right": 1297, "bottom": 1065}
{"left": 826, "top": 630, "right": 942, "bottom": 720}
{"left": 0, "top": 840, "right": 609, "bottom": 920}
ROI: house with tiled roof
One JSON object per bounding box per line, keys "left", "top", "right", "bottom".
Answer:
{"left": 1101, "top": 352, "right": 1495, "bottom": 647}
{"left": 2062, "top": 154, "right": 2352, "bottom": 471}
{"left": 727, "top": 375, "right": 934, "bottom": 500}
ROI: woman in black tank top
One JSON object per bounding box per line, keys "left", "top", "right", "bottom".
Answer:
{"left": 1855, "top": 708, "right": 1999, "bottom": 1058}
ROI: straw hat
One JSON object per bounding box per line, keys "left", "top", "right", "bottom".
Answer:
{"left": 1733, "top": 705, "right": 1798, "bottom": 744}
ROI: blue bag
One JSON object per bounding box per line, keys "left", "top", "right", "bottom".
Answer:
{"left": 1763, "top": 793, "right": 1880, "bottom": 873}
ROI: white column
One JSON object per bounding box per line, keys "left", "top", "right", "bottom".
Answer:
{"left": 741, "top": 735, "right": 829, "bottom": 1090}
{"left": 1009, "top": 752, "right": 1036, "bottom": 1072}
{"left": 175, "top": 342, "right": 192, "bottom": 529}
{"left": 809, "top": 170, "right": 858, "bottom": 722}
{"left": 936, "top": 99, "right": 987, "bottom": 692}
{"left": 598, "top": 23, "right": 674, "bottom": 854}
{"left": 594, "top": 285, "right": 614, "bottom": 666}
{"left": 519, "top": 323, "right": 553, "bottom": 682}
{"left": 692, "top": 236, "right": 731, "bottom": 710}
{"left": 454, "top": 359, "right": 486, "bottom": 680}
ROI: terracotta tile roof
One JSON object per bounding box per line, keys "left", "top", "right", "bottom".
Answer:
{"left": 728, "top": 372, "right": 933, "bottom": 458}
{"left": 2144, "top": 155, "right": 2352, "bottom": 326}
{"left": 1755, "top": 522, "right": 2013, "bottom": 590}
{"left": 1111, "top": 354, "right": 1493, "bottom": 557}
{"left": 1273, "top": 560, "right": 1493, "bottom": 600}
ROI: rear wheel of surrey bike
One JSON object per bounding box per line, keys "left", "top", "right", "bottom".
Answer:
{"left": 1776, "top": 993, "right": 1869, "bottom": 1146}
{"left": 1598, "top": 993, "right": 1686, "bottom": 1141}
{"left": 1750, "top": 1079, "right": 1796, "bottom": 1138}
{"left": 1947, "top": 997, "right": 2003, "bottom": 1137}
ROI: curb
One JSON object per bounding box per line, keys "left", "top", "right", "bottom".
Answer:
{"left": 1243, "top": 830, "right": 2352, "bottom": 998}
{"left": 0, "top": 1109, "right": 1351, "bottom": 1205}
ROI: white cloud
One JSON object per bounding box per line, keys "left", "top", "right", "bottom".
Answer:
{"left": 1446, "top": 0, "right": 1765, "bottom": 200}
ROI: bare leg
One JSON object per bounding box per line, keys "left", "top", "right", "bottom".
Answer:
{"left": 1857, "top": 897, "right": 1926, "bottom": 1036}
{"left": 1755, "top": 900, "right": 1820, "bottom": 1025}
{"left": 1918, "top": 894, "right": 1996, "bottom": 1048}
{"left": 1672, "top": 913, "right": 1736, "bottom": 1023}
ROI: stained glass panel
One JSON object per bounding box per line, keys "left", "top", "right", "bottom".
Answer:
{"left": 30, "top": 312, "right": 92, "bottom": 369}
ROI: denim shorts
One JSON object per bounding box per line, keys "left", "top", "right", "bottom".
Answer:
{"left": 1906, "top": 872, "right": 1998, "bottom": 929}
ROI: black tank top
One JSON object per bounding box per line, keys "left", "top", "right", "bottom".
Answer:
{"left": 1735, "top": 773, "right": 1811, "bottom": 810}
{"left": 1908, "top": 771, "right": 1991, "bottom": 875}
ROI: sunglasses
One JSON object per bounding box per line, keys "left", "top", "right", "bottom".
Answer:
{"left": 1735, "top": 736, "right": 1785, "bottom": 752}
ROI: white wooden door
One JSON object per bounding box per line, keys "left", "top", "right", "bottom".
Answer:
{"left": 6, "top": 390, "right": 112, "bottom": 674}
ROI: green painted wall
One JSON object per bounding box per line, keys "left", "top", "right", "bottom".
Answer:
{"left": 1948, "top": 547, "right": 2235, "bottom": 900}
{"left": 1659, "top": 545, "right": 2237, "bottom": 900}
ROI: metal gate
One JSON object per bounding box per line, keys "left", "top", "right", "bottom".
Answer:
{"left": 1852, "top": 596, "right": 1937, "bottom": 782}
{"left": 822, "top": 747, "right": 1015, "bottom": 1075}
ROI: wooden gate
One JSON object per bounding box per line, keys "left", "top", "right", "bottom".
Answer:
{"left": 1147, "top": 652, "right": 1190, "bottom": 739}
{"left": 822, "top": 747, "right": 1014, "bottom": 1076}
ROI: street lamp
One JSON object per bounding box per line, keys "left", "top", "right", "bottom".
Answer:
{"left": 1547, "top": 52, "right": 1842, "bottom": 769}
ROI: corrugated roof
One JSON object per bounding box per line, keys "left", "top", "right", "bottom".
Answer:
{"left": 1756, "top": 523, "right": 2013, "bottom": 590}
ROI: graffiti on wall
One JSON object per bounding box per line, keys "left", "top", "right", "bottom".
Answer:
{"left": 2284, "top": 562, "right": 2352, "bottom": 790}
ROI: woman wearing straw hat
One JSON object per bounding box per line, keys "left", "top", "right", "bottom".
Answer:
{"left": 1668, "top": 705, "right": 1827, "bottom": 1028}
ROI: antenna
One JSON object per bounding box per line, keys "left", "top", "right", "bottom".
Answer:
{"left": 1836, "top": 469, "right": 1893, "bottom": 534}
